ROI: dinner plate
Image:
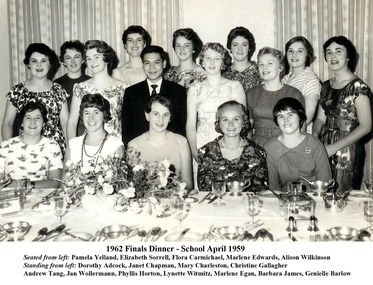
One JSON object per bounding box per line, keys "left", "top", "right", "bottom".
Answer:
{"left": 54, "top": 232, "right": 93, "bottom": 242}
{"left": 276, "top": 236, "right": 312, "bottom": 242}
{"left": 348, "top": 190, "right": 370, "bottom": 199}
{"left": 258, "top": 190, "right": 281, "bottom": 199}
{"left": 185, "top": 197, "right": 198, "bottom": 204}
{"left": 165, "top": 231, "right": 204, "bottom": 242}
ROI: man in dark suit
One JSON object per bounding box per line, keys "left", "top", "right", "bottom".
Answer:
{"left": 121, "top": 45, "right": 187, "bottom": 145}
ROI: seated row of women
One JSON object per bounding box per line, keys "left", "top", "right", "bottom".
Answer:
{"left": 1, "top": 25, "right": 372, "bottom": 193}
{"left": 0, "top": 92, "right": 332, "bottom": 194}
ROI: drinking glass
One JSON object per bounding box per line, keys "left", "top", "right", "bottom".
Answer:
{"left": 243, "top": 193, "right": 260, "bottom": 225}
{"left": 171, "top": 198, "right": 190, "bottom": 230}
{"left": 360, "top": 200, "right": 373, "bottom": 229}
{"left": 364, "top": 179, "right": 373, "bottom": 199}
{"left": 50, "top": 196, "right": 67, "bottom": 227}
{"left": 212, "top": 180, "right": 226, "bottom": 206}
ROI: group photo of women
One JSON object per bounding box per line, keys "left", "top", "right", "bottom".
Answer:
{"left": 0, "top": 1, "right": 372, "bottom": 249}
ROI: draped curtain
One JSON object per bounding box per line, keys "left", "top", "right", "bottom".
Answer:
{"left": 275, "top": 0, "right": 373, "bottom": 180}
{"left": 8, "top": 0, "right": 183, "bottom": 84}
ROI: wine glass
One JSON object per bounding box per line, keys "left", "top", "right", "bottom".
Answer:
{"left": 212, "top": 180, "right": 226, "bottom": 206}
{"left": 50, "top": 196, "right": 67, "bottom": 227}
{"left": 364, "top": 179, "right": 373, "bottom": 199}
{"left": 243, "top": 193, "right": 260, "bottom": 225}
{"left": 171, "top": 198, "right": 190, "bottom": 230}
{"left": 360, "top": 200, "right": 373, "bottom": 229}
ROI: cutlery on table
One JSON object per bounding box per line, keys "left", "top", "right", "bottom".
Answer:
{"left": 150, "top": 227, "right": 161, "bottom": 241}
{"left": 0, "top": 177, "right": 12, "bottom": 189}
{"left": 64, "top": 231, "right": 91, "bottom": 242}
{"left": 40, "top": 224, "right": 66, "bottom": 241}
{"left": 198, "top": 192, "right": 213, "bottom": 204}
{"left": 32, "top": 227, "right": 48, "bottom": 241}
{"left": 137, "top": 230, "right": 147, "bottom": 242}
{"left": 288, "top": 233, "right": 298, "bottom": 242}
{"left": 207, "top": 195, "right": 218, "bottom": 204}
{"left": 153, "top": 230, "right": 167, "bottom": 241}
{"left": 93, "top": 230, "right": 102, "bottom": 242}
{"left": 144, "top": 228, "right": 154, "bottom": 242}
{"left": 176, "top": 228, "right": 190, "bottom": 241}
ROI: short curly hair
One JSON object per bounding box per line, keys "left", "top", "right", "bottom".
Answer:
{"left": 84, "top": 40, "right": 119, "bottom": 76}
{"left": 19, "top": 101, "right": 48, "bottom": 130}
{"left": 214, "top": 100, "right": 251, "bottom": 138}
{"left": 257, "top": 47, "right": 285, "bottom": 80}
{"left": 80, "top": 93, "right": 112, "bottom": 123}
{"left": 284, "top": 36, "right": 315, "bottom": 75}
{"left": 121, "top": 25, "right": 151, "bottom": 47}
{"left": 323, "top": 36, "right": 357, "bottom": 73}
{"left": 226, "top": 26, "right": 256, "bottom": 61}
{"left": 199, "top": 42, "right": 232, "bottom": 72}
{"left": 172, "top": 28, "right": 203, "bottom": 61}
{"left": 273, "top": 97, "right": 307, "bottom": 129}
{"left": 59, "top": 40, "right": 87, "bottom": 73}
{"left": 23, "top": 43, "right": 60, "bottom": 80}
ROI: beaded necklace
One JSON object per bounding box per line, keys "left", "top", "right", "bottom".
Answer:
{"left": 81, "top": 131, "right": 108, "bottom": 167}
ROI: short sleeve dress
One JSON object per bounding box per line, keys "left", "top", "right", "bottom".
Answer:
{"left": 189, "top": 80, "right": 243, "bottom": 149}
{"left": 164, "top": 66, "right": 207, "bottom": 89}
{"left": 73, "top": 83, "right": 127, "bottom": 139}
{"left": 222, "top": 62, "right": 262, "bottom": 94}
{"left": 319, "top": 78, "right": 372, "bottom": 191}
{"left": 6, "top": 82, "right": 69, "bottom": 154}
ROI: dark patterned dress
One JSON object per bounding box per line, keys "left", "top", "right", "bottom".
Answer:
{"left": 222, "top": 62, "right": 262, "bottom": 94}
{"left": 6, "top": 82, "right": 69, "bottom": 154}
{"left": 198, "top": 137, "right": 268, "bottom": 192}
{"left": 319, "top": 78, "right": 372, "bottom": 191}
{"left": 164, "top": 66, "right": 206, "bottom": 89}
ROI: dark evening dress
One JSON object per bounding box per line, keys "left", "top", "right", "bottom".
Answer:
{"left": 319, "top": 78, "right": 372, "bottom": 192}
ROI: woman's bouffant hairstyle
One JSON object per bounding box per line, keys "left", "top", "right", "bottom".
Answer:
{"left": 172, "top": 28, "right": 203, "bottom": 61}
{"left": 226, "top": 26, "right": 256, "bottom": 61}
{"left": 215, "top": 100, "right": 251, "bottom": 137}
{"left": 323, "top": 36, "right": 358, "bottom": 73}
{"left": 19, "top": 101, "right": 48, "bottom": 131}
{"left": 273, "top": 97, "right": 307, "bottom": 129}
{"left": 121, "top": 25, "right": 152, "bottom": 47}
{"left": 284, "top": 36, "right": 315, "bottom": 74}
{"left": 199, "top": 42, "right": 232, "bottom": 71}
{"left": 144, "top": 95, "right": 174, "bottom": 120}
{"left": 80, "top": 94, "right": 112, "bottom": 123}
{"left": 84, "top": 40, "right": 119, "bottom": 76}
{"left": 59, "top": 40, "right": 87, "bottom": 73}
{"left": 23, "top": 43, "right": 60, "bottom": 80}
{"left": 257, "top": 47, "right": 285, "bottom": 80}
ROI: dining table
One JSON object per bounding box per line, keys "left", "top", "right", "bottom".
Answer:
{"left": 0, "top": 187, "right": 372, "bottom": 242}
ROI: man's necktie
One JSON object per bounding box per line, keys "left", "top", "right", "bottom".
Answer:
{"left": 151, "top": 84, "right": 158, "bottom": 95}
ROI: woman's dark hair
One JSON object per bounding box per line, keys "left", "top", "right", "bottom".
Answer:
{"left": 144, "top": 95, "right": 174, "bottom": 120}
{"left": 215, "top": 100, "right": 251, "bottom": 137}
{"left": 19, "top": 101, "right": 48, "bottom": 131}
{"left": 121, "top": 25, "right": 151, "bottom": 47}
{"left": 59, "top": 40, "right": 87, "bottom": 73}
{"left": 226, "top": 26, "right": 256, "bottom": 61}
{"left": 80, "top": 94, "right": 112, "bottom": 122}
{"left": 257, "top": 47, "right": 285, "bottom": 80}
{"left": 199, "top": 42, "right": 232, "bottom": 72}
{"left": 172, "top": 28, "right": 203, "bottom": 61}
{"left": 323, "top": 36, "right": 358, "bottom": 72}
{"left": 273, "top": 97, "right": 307, "bottom": 129}
{"left": 85, "top": 40, "right": 119, "bottom": 75}
{"left": 23, "top": 43, "right": 60, "bottom": 80}
{"left": 284, "top": 36, "right": 315, "bottom": 74}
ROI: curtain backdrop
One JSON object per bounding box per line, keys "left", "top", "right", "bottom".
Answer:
{"left": 8, "top": 0, "right": 182, "bottom": 84}
{"left": 275, "top": 0, "right": 373, "bottom": 180}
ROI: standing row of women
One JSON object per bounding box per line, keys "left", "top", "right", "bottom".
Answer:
{"left": 1, "top": 25, "right": 372, "bottom": 193}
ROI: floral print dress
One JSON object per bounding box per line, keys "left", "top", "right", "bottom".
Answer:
{"left": 222, "top": 62, "right": 262, "bottom": 94}
{"left": 6, "top": 82, "right": 68, "bottom": 154}
{"left": 73, "top": 83, "right": 127, "bottom": 139}
{"left": 164, "top": 66, "right": 206, "bottom": 89}
{"left": 198, "top": 137, "right": 268, "bottom": 192}
{"left": 319, "top": 78, "right": 372, "bottom": 191}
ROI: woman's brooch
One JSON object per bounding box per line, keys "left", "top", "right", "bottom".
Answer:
{"left": 304, "top": 146, "right": 311, "bottom": 154}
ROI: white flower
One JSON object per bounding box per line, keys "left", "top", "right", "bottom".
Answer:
{"left": 119, "top": 187, "right": 135, "bottom": 198}
{"left": 102, "top": 182, "right": 114, "bottom": 194}
{"left": 97, "top": 175, "right": 105, "bottom": 186}
{"left": 159, "top": 176, "right": 168, "bottom": 187}
{"left": 94, "top": 164, "right": 102, "bottom": 173}
{"left": 105, "top": 170, "right": 114, "bottom": 180}
{"left": 133, "top": 164, "right": 145, "bottom": 172}
{"left": 160, "top": 159, "right": 170, "bottom": 169}
{"left": 66, "top": 160, "right": 73, "bottom": 168}
{"left": 84, "top": 185, "right": 95, "bottom": 195}
{"left": 81, "top": 164, "right": 94, "bottom": 174}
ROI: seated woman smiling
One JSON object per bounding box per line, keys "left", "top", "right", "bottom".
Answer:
{"left": 198, "top": 101, "right": 268, "bottom": 192}
{"left": 263, "top": 97, "right": 331, "bottom": 191}
{"left": 63, "top": 93, "right": 124, "bottom": 173}
{"left": 0, "top": 102, "right": 63, "bottom": 188}
{"left": 126, "top": 95, "right": 193, "bottom": 190}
